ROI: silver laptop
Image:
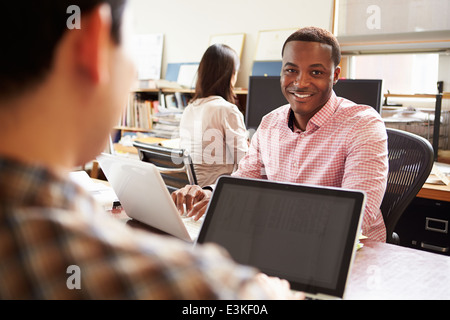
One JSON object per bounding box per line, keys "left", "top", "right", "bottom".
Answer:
{"left": 196, "top": 176, "right": 366, "bottom": 300}
{"left": 97, "top": 153, "right": 202, "bottom": 242}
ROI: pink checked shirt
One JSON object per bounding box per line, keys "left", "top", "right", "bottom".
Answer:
{"left": 233, "top": 91, "right": 388, "bottom": 242}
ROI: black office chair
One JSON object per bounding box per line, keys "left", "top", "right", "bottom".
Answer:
{"left": 133, "top": 141, "right": 198, "bottom": 193}
{"left": 381, "top": 128, "right": 434, "bottom": 244}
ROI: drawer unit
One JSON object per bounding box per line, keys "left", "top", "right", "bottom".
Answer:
{"left": 395, "top": 197, "right": 450, "bottom": 255}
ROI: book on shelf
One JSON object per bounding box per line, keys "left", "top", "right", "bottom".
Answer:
{"left": 159, "top": 92, "right": 191, "bottom": 110}
{"left": 165, "top": 93, "right": 178, "bottom": 109}
{"left": 119, "top": 94, "right": 157, "bottom": 130}
{"left": 175, "top": 91, "right": 190, "bottom": 108}
{"left": 117, "top": 90, "right": 190, "bottom": 138}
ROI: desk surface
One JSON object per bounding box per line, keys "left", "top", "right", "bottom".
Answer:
{"left": 417, "top": 162, "right": 450, "bottom": 202}
{"left": 345, "top": 240, "right": 450, "bottom": 300}
{"left": 96, "top": 176, "right": 450, "bottom": 300}
{"left": 417, "top": 182, "right": 450, "bottom": 202}
{"left": 108, "top": 207, "right": 450, "bottom": 300}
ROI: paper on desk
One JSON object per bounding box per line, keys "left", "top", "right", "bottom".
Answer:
{"left": 356, "top": 234, "right": 367, "bottom": 251}
{"left": 69, "top": 171, "right": 119, "bottom": 210}
{"left": 426, "top": 163, "right": 450, "bottom": 185}
{"left": 159, "top": 138, "right": 180, "bottom": 149}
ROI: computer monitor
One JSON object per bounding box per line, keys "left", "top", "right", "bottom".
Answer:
{"left": 333, "top": 79, "right": 382, "bottom": 113}
{"left": 245, "top": 76, "right": 382, "bottom": 130}
{"left": 245, "top": 76, "right": 288, "bottom": 130}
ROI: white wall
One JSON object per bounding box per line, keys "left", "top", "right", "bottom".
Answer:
{"left": 129, "top": 0, "right": 334, "bottom": 87}
{"left": 439, "top": 54, "right": 450, "bottom": 93}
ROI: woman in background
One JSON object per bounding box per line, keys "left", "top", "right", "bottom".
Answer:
{"left": 179, "top": 44, "right": 249, "bottom": 187}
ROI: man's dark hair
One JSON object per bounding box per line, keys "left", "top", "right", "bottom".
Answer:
{"left": 282, "top": 26, "right": 341, "bottom": 67}
{"left": 0, "top": 0, "right": 127, "bottom": 100}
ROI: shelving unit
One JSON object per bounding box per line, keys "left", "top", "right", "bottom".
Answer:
{"left": 383, "top": 91, "right": 450, "bottom": 161}
{"left": 113, "top": 87, "right": 248, "bottom": 142}
{"left": 384, "top": 93, "right": 450, "bottom": 99}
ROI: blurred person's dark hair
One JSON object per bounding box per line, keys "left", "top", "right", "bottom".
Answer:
{"left": 0, "top": 0, "right": 127, "bottom": 101}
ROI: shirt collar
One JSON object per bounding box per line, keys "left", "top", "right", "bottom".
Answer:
{"left": 287, "top": 91, "right": 339, "bottom": 133}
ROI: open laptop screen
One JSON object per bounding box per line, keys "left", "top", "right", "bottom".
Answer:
{"left": 197, "top": 176, "right": 364, "bottom": 298}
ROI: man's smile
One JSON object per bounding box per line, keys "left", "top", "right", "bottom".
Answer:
{"left": 293, "top": 92, "right": 313, "bottom": 98}
{"left": 288, "top": 89, "right": 316, "bottom": 101}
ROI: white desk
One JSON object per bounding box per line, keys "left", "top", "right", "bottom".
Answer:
{"left": 345, "top": 240, "right": 450, "bottom": 300}
{"left": 87, "top": 175, "right": 450, "bottom": 300}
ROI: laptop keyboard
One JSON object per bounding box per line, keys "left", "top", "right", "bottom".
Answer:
{"left": 181, "top": 216, "right": 203, "bottom": 239}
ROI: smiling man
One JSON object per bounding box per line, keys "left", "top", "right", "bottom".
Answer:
{"left": 281, "top": 37, "right": 341, "bottom": 131}
{"left": 172, "top": 27, "right": 389, "bottom": 242}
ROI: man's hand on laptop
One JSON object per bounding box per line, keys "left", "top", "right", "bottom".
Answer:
{"left": 171, "top": 185, "right": 212, "bottom": 221}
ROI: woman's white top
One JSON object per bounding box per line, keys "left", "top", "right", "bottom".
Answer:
{"left": 179, "top": 96, "right": 249, "bottom": 187}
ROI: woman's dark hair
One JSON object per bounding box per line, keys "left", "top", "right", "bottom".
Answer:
{"left": 193, "top": 44, "right": 240, "bottom": 104}
{"left": 0, "top": 0, "right": 127, "bottom": 100}
{"left": 282, "top": 26, "right": 341, "bottom": 67}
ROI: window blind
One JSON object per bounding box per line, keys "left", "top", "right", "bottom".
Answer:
{"left": 336, "top": 0, "right": 450, "bottom": 54}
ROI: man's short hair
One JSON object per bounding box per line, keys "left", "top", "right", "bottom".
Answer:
{"left": 0, "top": 0, "right": 126, "bottom": 101}
{"left": 282, "top": 26, "right": 341, "bottom": 67}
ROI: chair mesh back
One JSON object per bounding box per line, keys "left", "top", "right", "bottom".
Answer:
{"left": 381, "top": 128, "right": 434, "bottom": 242}
{"left": 133, "top": 142, "right": 197, "bottom": 192}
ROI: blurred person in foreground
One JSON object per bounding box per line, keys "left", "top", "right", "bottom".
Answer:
{"left": 0, "top": 0, "right": 302, "bottom": 300}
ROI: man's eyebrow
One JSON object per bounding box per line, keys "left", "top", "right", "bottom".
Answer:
{"left": 283, "top": 62, "right": 298, "bottom": 68}
{"left": 283, "top": 62, "right": 328, "bottom": 69}
{"left": 310, "top": 63, "right": 327, "bottom": 69}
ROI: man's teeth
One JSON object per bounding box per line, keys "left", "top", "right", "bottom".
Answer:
{"left": 294, "top": 93, "right": 312, "bottom": 98}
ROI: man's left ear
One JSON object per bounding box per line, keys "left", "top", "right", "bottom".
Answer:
{"left": 76, "top": 4, "right": 112, "bottom": 84}
{"left": 333, "top": 66, "right": 341, "bottom": 85}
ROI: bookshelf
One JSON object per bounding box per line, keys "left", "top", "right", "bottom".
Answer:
{"left": 114, "top": 87, "right": 248, "bottom": 143}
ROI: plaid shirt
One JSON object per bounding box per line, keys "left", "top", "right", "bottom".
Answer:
{"left": 234, "top": 92, "right": 388, "bottom": 242}
{"left": 0, "top": 157, "right": 265, "bottom": 299}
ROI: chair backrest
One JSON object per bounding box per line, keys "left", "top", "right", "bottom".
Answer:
{"left": 381, "top": 128, "right": 434, "bottom": 244}
{"left": 133, "top": 141, "right": 198, "bottom": 193}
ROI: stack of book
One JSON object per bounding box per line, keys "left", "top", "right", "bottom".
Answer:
{"left": 152, "top": 111, "right": 183, "bottom": 139}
